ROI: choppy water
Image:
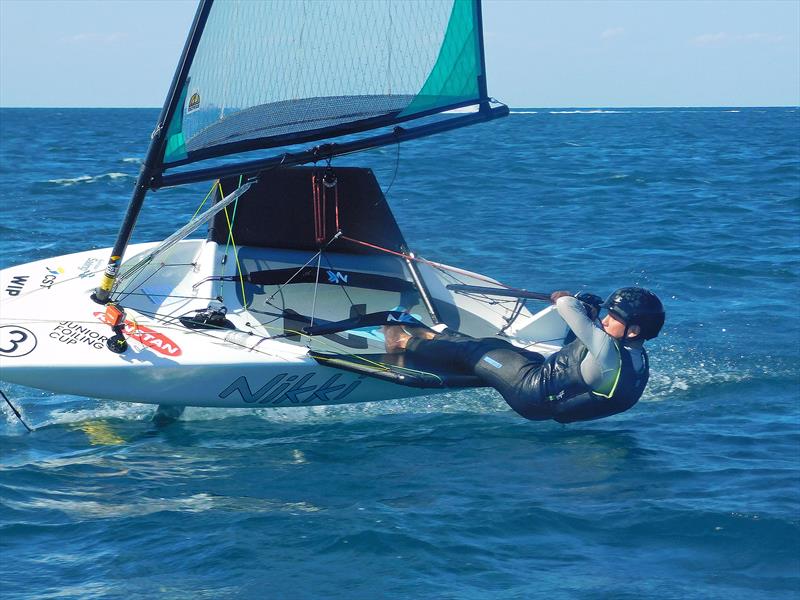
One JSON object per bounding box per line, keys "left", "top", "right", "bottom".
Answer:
{"left": 1, "top": 107, "right": 799, "bottom": 599}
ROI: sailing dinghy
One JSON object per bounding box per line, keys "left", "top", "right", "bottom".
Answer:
{"left": 0, "top": 0, "right": 569, "bottom": 412}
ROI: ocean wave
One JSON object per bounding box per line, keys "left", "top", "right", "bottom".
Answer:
{"left": 121, "top": 157, "right": 142, "bottom": 164}
{"left": 46, "top": 172, "right": 132, "bottom": 186}
{"left": 510, "top": 110, "right": 539, "bottom": 114}
{"left": 3, "top": 492, "right": 218, "bottom": 518}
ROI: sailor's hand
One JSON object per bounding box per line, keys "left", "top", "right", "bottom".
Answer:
{"left": 550, "top": 290, "right": 572, "bottom": 303}
{"left": 575, "top": 292, "right": 603, "bottom": 320}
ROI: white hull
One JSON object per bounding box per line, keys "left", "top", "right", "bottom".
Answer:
{"left": 0, "top": 240, "right": 567, "bottom": 408}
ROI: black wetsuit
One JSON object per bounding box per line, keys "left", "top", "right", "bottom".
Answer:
{"left": 406, "top": 300, "right": 650, "bottom": 423}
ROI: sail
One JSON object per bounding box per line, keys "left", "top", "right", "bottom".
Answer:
{"left": 160, "top": 0, "right": 489, "bottom": 168}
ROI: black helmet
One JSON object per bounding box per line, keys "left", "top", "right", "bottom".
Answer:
{"left": 602, "top": 287, "right": 665, "bottom": 340}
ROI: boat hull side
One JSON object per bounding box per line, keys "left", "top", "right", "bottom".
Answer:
{"left": 2, "top": 361, "right": 430, "bottom": 408}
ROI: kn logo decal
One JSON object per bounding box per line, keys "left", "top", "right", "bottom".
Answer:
{"left": 94, "top": 313, "right": 182, "bottom": 357}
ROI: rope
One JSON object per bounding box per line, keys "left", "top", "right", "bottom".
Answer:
{"left": 338, "top": 235, "right": 505, "bottom": 286}
{"left": 312, "top": 170, "right": 324, "bottom": 245}
{"left": 219, "top": 181, "right": 248, "bottom": 309}
{"left": 190, "top": 180, "right": 220, "bottom": 221}
{"left": 381, "top": 140, "right": 401, "bottom": 198}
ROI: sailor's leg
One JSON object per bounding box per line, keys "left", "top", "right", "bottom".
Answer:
{"left": 471, "top": 347, "right": 552, "bottom": 420}
{"left": 153, "top": 404, "right": 185, "bottom": 425}
{"left": 406, "top": 336, "right": 552, "bottom": 420}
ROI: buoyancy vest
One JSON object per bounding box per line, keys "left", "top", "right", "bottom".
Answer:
{"left": 538, "top": 338, "right": 650, "bottom": 423}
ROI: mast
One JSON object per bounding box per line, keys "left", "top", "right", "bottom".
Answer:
{"left": 474, "top": 0, "right": 491, "bottom": 114}
{"left": 92, "top": 0, "right": 214, "bottom": 304}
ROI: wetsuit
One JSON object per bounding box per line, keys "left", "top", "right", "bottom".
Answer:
{"left": 406, "top": 296, "right": 650, "bottom": 423}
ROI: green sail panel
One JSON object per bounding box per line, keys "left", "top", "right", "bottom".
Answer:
{"left": 162, "top": 82, "right": 189, "bottom": 164}
{"left": 399, "top": 0, "right": 480, "bottom": 117}
{"left": 160, "top": 0, "right": 486, "bottom": 168}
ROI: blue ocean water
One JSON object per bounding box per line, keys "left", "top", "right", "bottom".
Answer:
{"left": 0, "top": 107, "right": 798, "bottom": 599}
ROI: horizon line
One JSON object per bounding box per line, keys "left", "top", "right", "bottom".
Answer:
{"left": 1, "top": 104, "right": 798, "bottom": 110}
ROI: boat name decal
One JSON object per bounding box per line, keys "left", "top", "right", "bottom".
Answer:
{"left": 5, "top": 275, "right": 29, "bottom": 296}
{"left": 40, "top": 266, "right": 64, "bottom": 290}
{"left": 50, "top": 321, "right": 108, "bottom": 350}
{"left": 219, "top": 373, "right": 363, "bottom": 405}
{"left": 326, "top": 270, "right": 349, "bottom": 284}
{"left": 0, "top": 325, "right": 37, "bottom": 358}
{"left": 93, "top": 312, "right": 182, "bottom": 357}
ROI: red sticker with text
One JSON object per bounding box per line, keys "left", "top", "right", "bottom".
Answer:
{"left": 94, "top": 312, "right": 182, "bottom": 357}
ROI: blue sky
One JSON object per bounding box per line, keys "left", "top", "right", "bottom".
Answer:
{"left": 1, "top": 0, "right": 798, "bottom": 107}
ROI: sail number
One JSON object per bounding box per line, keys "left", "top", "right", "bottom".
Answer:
{"left": 0, "top": 326, "right": 38, "bottom": 358}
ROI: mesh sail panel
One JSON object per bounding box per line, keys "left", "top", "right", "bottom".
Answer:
{"left": 162, "top": 0, "right": 483, "bottom": 166}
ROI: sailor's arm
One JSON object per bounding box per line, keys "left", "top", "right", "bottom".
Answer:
{"left": 554, "top": 295, "right": 614, "bottom": 357}
{"left": 553, "top": 294, "right": 620, "bottom": 392}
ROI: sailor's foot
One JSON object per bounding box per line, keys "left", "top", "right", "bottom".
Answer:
{"left": 383, "top": 325, "right": 436, "bottom": 353}
{"left": 383, "top": 325, "right": 413, "bottom": 353}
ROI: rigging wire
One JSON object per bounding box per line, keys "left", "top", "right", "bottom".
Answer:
{"left": 1, "top": 390, "right": 32, "bottom": 433}
{"left": 221, "top": 200, "right": 247, "bottom": 309}
{"left": 219, "top": 175, "right": 245, "bottom": 303}
{"left": 309, "top": 250, "right": 323, "bottom": 327}
{"left": 381, "top": 140, "right": 401, "bottom": 199}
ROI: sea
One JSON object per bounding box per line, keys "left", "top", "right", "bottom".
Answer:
{"left": 0, "top": 107, "right": 798, "bottom": 599}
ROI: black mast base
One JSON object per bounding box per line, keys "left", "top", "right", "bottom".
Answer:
{"left": 91, "top": 290, "right": 111, "bottom": 305}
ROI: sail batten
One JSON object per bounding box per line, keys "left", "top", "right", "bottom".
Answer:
{"left": 158, "top": 0, "right": 495, "bottom": 172}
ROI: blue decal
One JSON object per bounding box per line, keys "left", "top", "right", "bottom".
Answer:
{"left": 326, "top": 270, "right": 349, "bottom": 284}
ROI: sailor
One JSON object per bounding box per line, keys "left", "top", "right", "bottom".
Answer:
{"left": 384, "top": 287, "right": 665, "bottom": 423}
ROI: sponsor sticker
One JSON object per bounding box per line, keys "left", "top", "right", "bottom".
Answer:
{"left": 41, "top": 266, "right": 64, "bottom": 290}
{"left": 94, "top": 312, "right": 182, "bottom": 357}
{"left": 5, "top": 274, "right": 29, "bottom": 296}
{"left": 188, "top": 91, "right": 201, "bottom": 113}
{"left": 0, "top": 325, "right": 37, "bottom": 357}
{"left": 103, "top": 256, "right": 121, "bottom": 278}
{"left": 78, "top": 257, "right": 102, "bottom": 279}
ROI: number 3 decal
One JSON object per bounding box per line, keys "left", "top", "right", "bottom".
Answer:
{"left": 0, "top": 326, "right": 37, "bottom": 357}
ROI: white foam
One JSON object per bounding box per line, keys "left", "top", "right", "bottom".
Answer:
{"left": 47, "top": 172, "right": 133, "bottom": 186}
{"left": 46, "top": 402, "right": 153, "bottom": 425}
{"left": 4, "top": 491, "right": 325, "bottom": 518}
